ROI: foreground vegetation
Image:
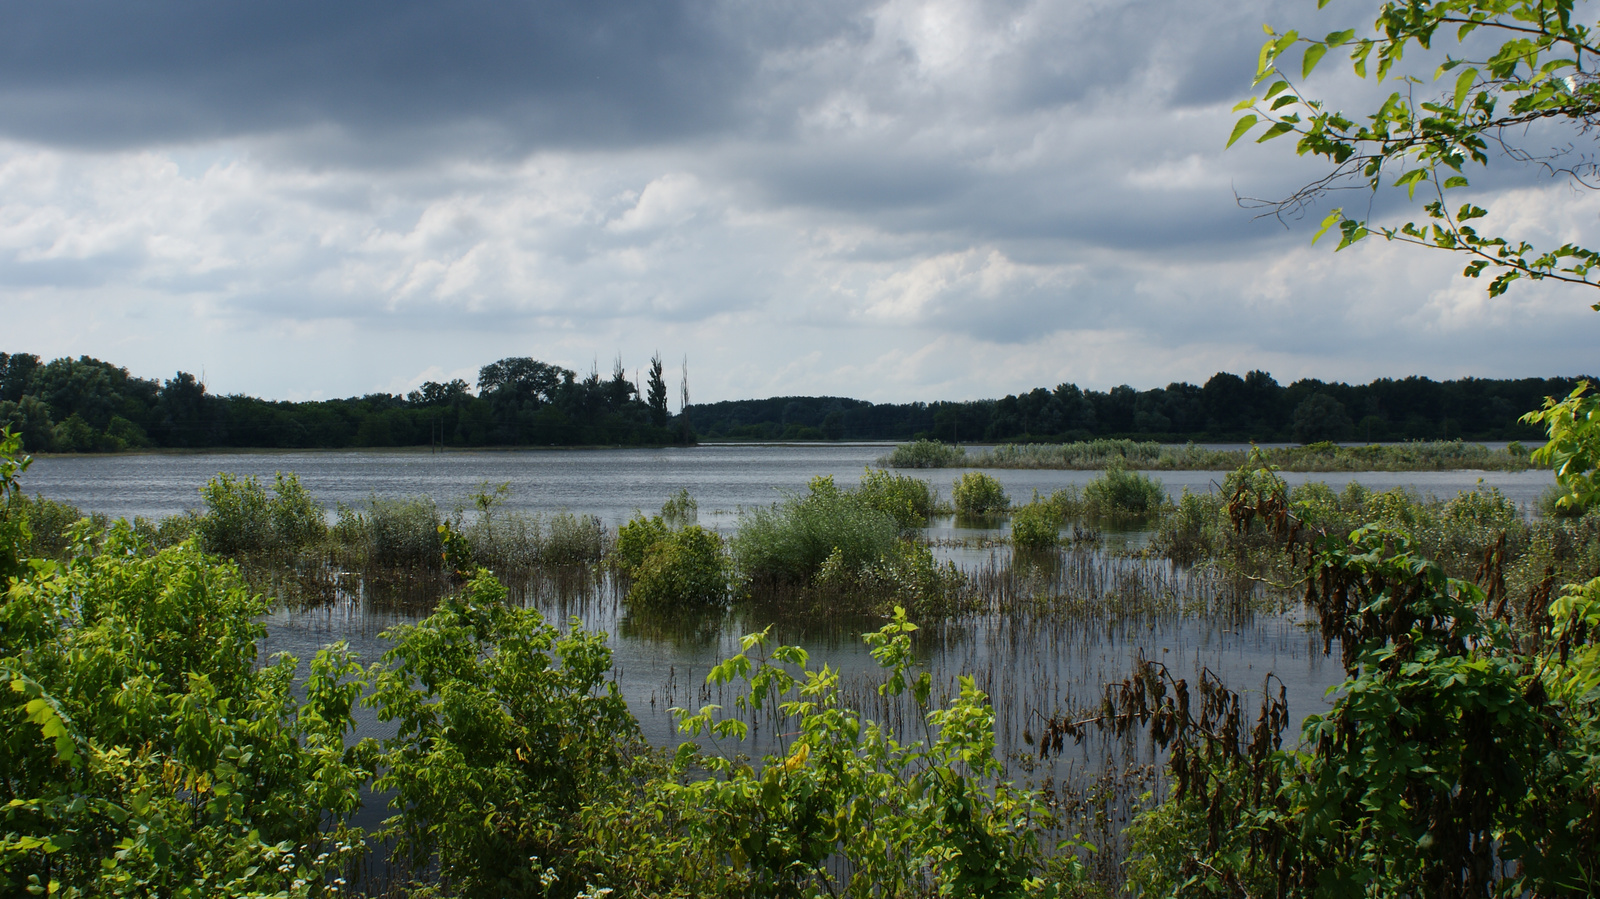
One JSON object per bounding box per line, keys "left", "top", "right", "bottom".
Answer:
{"left": 882, "top": 437, "right": 1532, "bottom": 472}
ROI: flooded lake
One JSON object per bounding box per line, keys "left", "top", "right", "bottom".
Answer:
{"left": 18, "top": 444, "right": 1554, "bottom": 849}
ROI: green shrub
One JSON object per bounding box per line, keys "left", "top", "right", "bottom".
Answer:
{"left": 370, "top": 571, "right": 640, "bottom": 898}
{"left": 1009, "top": 500, "right": 1062, "bottom": 551}
{"left": 0, "top": 523, "right": 369, "bottom": 897}
{"left": 879, "top": 439, "right": 967, "bottom": 469}
{"left": 362, "top": 496, "right": 442, "bottom": 568}
{"left": 665, "top": 611, "right": 1081, "bottom": 897}
{"left": 198, "top": 472, "right": 327, "bottom": 557}
{"left": 1081, "top": 463, "right": 1164, "bottom": 521}
{"left": 628, "top": 525, "right": 730, "bottom": 609}
{"left": 854, "top": 467, "right": 936, "bottom": 529}
{"left": 733, "top": 476, "right": 901, "bottom": 585}
{"left": 613, "top": 511, "right": 670, "bottom": 574}
{"left": 951, "top": 471, "right": 1008, "bottom": 517}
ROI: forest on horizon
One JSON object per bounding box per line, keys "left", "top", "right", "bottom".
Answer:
{"left": 0, "top": 350, "right": 1587, "bottom": 451}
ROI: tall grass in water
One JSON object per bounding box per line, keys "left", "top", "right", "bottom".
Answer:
{"left": 1081, "top": 463, "right": 1166, "bottom": 522}
{"left": 733, "top": 476, "right": 901, "bottom": 586}
{"left": 889, "top": 438, "right": 1535, "bottom": 471}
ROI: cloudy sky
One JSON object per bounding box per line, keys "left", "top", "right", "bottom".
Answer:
{"left": 0, "top": 0, "right": 1596, "bottom": 404}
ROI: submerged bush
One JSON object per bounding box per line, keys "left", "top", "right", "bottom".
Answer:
{"left": 198, "top": 471, "right": 327, "bottom": 557}
{"left": 854, "top": 467, "right": 937, "bottom": 529}
{"left": 614, "top": 492, "right": 729, "bottom": 609}
{"left": 629, "top": 525, "right": 730, "bottom": 609}
{"left": 951, "top": 471, "right": 1008, "bottom": 517}
{"left": 879, "top": 439, "right": 967, "bottom": 469}
{"left": 1081, "top": 463, "right": 1165, "bottom": 521}
{"left": 733, "top": 476, "right": 901, "bottom": 586}
{"left": 1009, "top": 500, "right": 1063, "bottom": 551}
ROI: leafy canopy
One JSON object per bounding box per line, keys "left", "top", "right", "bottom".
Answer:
{"left": 1233, "top": 0, "right": 1600, "bottom": 302}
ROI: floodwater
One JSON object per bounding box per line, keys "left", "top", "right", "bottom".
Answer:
{"left": 18, "top": 445, "right": 1552, "bottom": 845}
{"left": 19, "top": 442, "right": 1556, "bottom": 527}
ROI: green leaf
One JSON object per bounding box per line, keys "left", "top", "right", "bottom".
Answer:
{"left": 1256, "top": 122, "right": 1295, "bottom": 142}
{"left": 1303, "top": 42, "right": 1328, "bottom": 78}
{"left": 1227, "top": 114, "right": 1260, "bottom": 148}
{"left": 1312, "top": 209, "right": 1344, "bottom": 245}
{"left": 1453, "top": 67, "right": 1478, "bottom": 111}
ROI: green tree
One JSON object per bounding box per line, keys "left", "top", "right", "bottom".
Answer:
{"left": 646, "top": 352, "right": 670, "bottom": 426}
{"left": 1232, "top": 0, "right": 1600, "bottom": 301}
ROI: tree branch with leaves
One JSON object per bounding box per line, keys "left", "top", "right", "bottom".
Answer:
{"left": 1232, "top": 0, "right": 1600, "bottom": 303}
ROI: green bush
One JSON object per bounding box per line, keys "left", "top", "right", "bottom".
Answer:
{"left": 613, "top": 512, "right": 671, "bottom": 574}
{"left": 1009, "top": 500, "right": 1062, "bottom": 551}
{"left": 733, "top": 476, "right": 901, "bottom": 585}
{"left": 854, "top": 467, "right": 936, "bottom": 529}
{"left": 198, "top": 472, "right": 327, "bottom": 557}
{"left": 1081, "top": 463, "right": 1164, "bottom": 521}
{"left": 663, "top": 611, "right": 1083, "bottom": 897}
{"left": 628, "top": 525, "right": 730, "bottom": 609}
{"left": 370, "top": 571, "right": 640, "bottom": 898}
{"left": 951, "top": 471, "right": 1008, "bottom": 517}
{"left": 0, "top": 524, "right": 369, "bottom": 897}
{"left": 879, "top": 439, "right": 967, "bottom": 469}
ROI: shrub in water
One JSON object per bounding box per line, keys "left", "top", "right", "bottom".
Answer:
{"left": 854, "top": 467, "right": 936, "bottom": 529}
{"left": 198, "top": 471, "right": 327, "bottom": 557}
{"left": 1081, "top": 463, "right": 1165, "bottom": 521}
{"left": 951, "top": 471, "right": 1008, "bottom": 517}
{"left": 1009, "top": 500, "right": 1062, "bottom": 551}
{"left": 629, "top": 524, "right": 730, "bottom": 609}
{"left": 879, "top": 438, "right": 967, "bottom": 469}
{"left": 1153, "top": 489, "right": 1225, "bottom": 565}
{"left": 733, "top": 476, "right": 900, "bottom": 585}
{"left": 613, "top": 512, "right": 670, "bottom": 574}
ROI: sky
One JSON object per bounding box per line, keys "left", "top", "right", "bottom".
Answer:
{"left": 0, "top": 0, "right": 1597, "bottom": 405}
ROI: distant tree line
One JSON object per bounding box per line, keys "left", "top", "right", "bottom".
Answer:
{"left": 0, "top": 351, "right": 686, "bottom": 452}
{"left": 686, "top": 370, "right": 1594, "bottom": 444}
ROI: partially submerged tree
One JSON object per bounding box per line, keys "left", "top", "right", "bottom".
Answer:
{"left": 1232, "top": 0, "right": 1600, "bottom": 303}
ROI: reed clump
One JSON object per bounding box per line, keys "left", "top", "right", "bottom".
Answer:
{"left": 733, "top": 475, "right": 901, "bottom": 586}
{"left": 198, "top": 471, "right": 327, "bottom": 559}
{"left": 1081, "top": 462, "right": 1166, "bottom": 522}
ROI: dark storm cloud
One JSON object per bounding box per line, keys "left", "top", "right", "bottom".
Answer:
{"left": 0, "top": 0, "right": 782, "bottom": 151}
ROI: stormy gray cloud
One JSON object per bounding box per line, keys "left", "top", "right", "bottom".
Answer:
{"left": 0, "top": 0, "right": 1596, "bottom": 404}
